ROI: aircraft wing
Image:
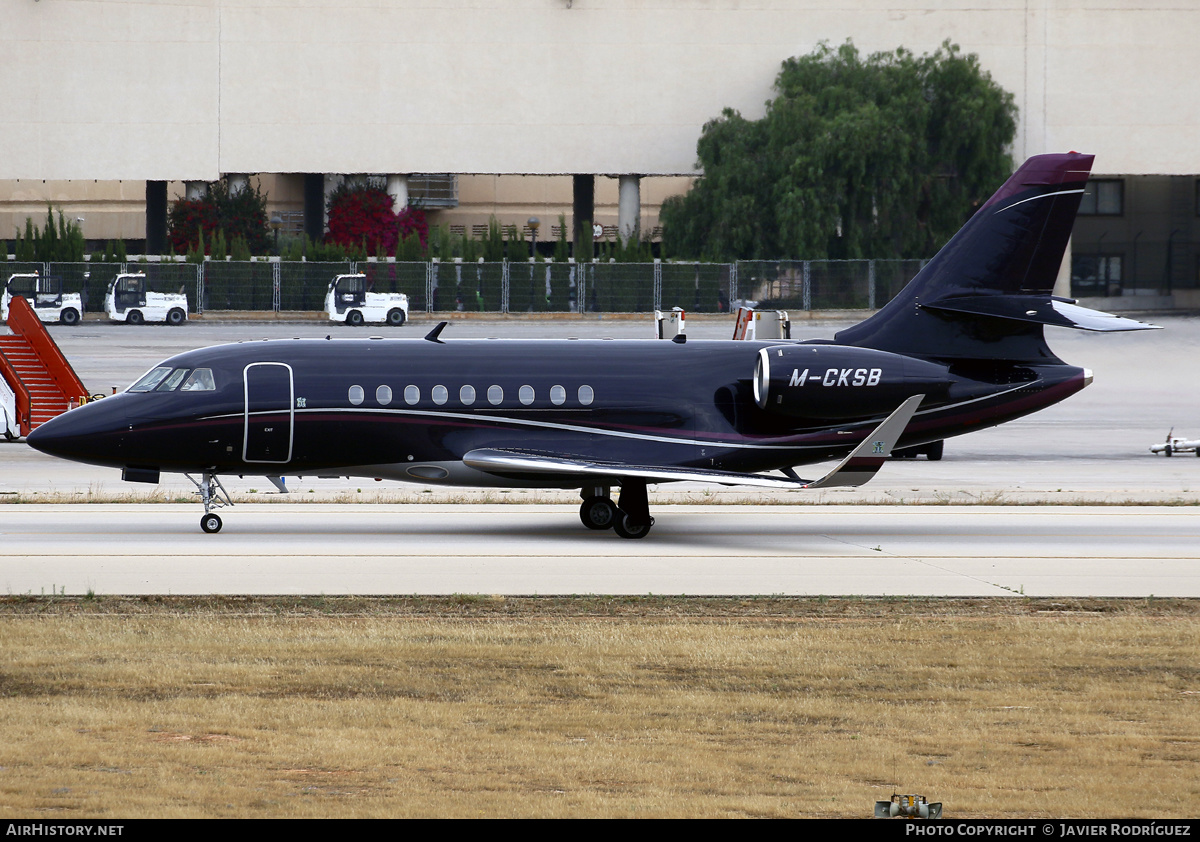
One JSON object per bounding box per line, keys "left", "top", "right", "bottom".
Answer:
{"left": 463, "top": 395, "right": 923, "bottom": 490}
{"left": 464, "top": 448, "right": 811, "bottom": 489}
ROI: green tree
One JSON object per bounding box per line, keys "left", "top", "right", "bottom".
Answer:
{"left": 505, "top": 225, "right": 527, "bottom": 262}
{"left": 16, "top": 219, "right": 36, "bottom": 261}
{"left": 396, "top": 230, "right": 426, "bottom": 261}
{"left": 427, "top": 224, "right": 454, "bottom": 261}
{"left": 661, "top": 40, "right": 1017, "bottom": 261}
{"left": 481, "top": 217, "right": 506, "bottom": 262}
{"left": 186, "top": 229, "right": 207, "bottom": 265}
{"left": 13, "top": 208, "right": 87, "bottom": 262}
{"left": 553, "top": 214, "right": 570, "bottom": 263}
{"left": 230, "top": 234, "right": 253, "bottom": 261}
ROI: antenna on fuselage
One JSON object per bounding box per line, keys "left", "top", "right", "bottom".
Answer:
{"left": 425, "top": 321, "right": 450, "bottom": 344}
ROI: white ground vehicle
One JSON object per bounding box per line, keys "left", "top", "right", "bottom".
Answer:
{"left": 325, "top": 273, "right": 408, "bottom": 327}
{"left": 2, "top": 273, "right": 83, "bottom": 325}
{"left": 105, "top": 273, "right": 189, "bottom": 325}
{"left": 1150, "top": 429, "right": 1200, "bottom": 457}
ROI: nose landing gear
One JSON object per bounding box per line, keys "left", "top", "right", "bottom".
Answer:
{"left": 186, "top": 471, "right": 233, "bottom": 534}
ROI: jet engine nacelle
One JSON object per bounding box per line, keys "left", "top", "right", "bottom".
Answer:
{"left": 753, "top": 344, "right": 951, "bottom": 421}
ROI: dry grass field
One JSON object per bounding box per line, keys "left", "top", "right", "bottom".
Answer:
{"left": 0, "top": 596, "right": 1196, "bottom": 819}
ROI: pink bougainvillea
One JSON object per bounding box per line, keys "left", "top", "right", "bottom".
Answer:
{"left": 326, "top": 182, "right": 428, "bottom": 256}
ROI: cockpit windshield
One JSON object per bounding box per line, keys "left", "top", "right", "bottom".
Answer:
{"left": 158, "top": 368, "right": 190, "bottom": 392}
{"left": 128, "top": 366, "right": 216, "bottom": 393}
{"left": 129, "top": 367, "right": 172, "bottom": 392}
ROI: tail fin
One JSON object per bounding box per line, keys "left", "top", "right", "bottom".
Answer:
{"left": 836, "top": 153, "right": 1155, "bottom": 362}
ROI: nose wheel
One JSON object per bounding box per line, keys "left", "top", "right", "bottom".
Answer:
{"left": 201, "top": 513, "right": 223, "bottom": 533}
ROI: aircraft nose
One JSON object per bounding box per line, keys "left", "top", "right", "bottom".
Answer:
{"left": 26, "top": 400, "right": 127, "bottom": 466}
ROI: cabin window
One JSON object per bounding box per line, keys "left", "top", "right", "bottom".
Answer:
{"left": 129, "top": 366, "right": 173, "bottom": 392}
{"left": 404, "top": 385, "right": 420, "bottom": 405}
{"left": 519, "top": 385, "right": 535, "bottom": 405}
{"left": 550, "top": 385, "right": 566, "bottom": 406}
{"left": 487, "top": 385, "right": 503, "bottom": 405}
{"left": 460, "top": 385, "right": 476, "bottom": 406}
{"left": 180, "top": 368, "right": 215, "bottom": 392}
{"left": 578, "top": 385, "right": 594, "bottom": 406}
{"left": 348, "top": 385, "right": 365, "bottom": 406}
{"left": 377, "top": 385, "right": 392, "bottom": 406}
{"left": 432, "top": 385, "right": 448, "bottom": 405}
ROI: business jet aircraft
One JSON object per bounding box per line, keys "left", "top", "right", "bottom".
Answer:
{"left": 27, "top": 153, "right": 1155, "bottom": 537}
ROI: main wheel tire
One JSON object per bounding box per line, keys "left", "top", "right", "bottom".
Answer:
{"left": 1165, "top": 445, "right": 1173, "bottom": 457}
{"left": 200, "top": 513, "right": 223, "bottom": 534}
{"left": 128, "top": 310, "right": 144, "bottom": 325}
{"left": 925, "top": 440, "right": 944, "bottom": 461}
{"left": 60, "top": 308, "right": 80, "bottom": 326}
{"left": 613, "top": 514, "right": 654, "bottom": 540}
{"left": 3, "top": 428, "right": 15, "bottom": 442}
{"left": 580, "top": 496, "right": 618, "bottom": 530}
{"left": 167, "top": 308, "right": 186, "bottom": 326}
{"left": 387, "top": 309, "right": 406, "bottom": 327}
{"left": 347, "top": 310, "right": 364, "bottom": 326}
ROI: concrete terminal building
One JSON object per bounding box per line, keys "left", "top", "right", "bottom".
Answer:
{"left": 3, "top": 0, "right": 1198, "bottom": 305}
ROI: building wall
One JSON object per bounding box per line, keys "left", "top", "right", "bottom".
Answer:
{"left": 4, "top": 1, "right": 1198, "bottom": 250}
{"left": 0, "top": 180, "right": 147, "bottom": 243}
{"left": 6, "top": 0, "right": 1199, "bottom": 180}
{"left": 1072, "top": 176, "right": 1200, "bottom": 296}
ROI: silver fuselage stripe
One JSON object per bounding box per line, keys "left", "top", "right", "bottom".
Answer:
{"left": 214, "top": 380, "right": 1040, "bottom": 452}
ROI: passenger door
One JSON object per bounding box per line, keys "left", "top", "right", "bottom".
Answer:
{"left": 243, "top": 363, "right": 294, "bottom": 464}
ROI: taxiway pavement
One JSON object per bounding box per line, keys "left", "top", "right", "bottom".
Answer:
{"left": 2, "top": 504, "right": 1197, "bottom": 597}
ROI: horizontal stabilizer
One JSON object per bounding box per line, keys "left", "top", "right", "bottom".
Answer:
{"left": 463, "top": 394, "right": 924, "bottom": 492}
{"left": 921, "top": 295, "right": 1160, "bottom": 332}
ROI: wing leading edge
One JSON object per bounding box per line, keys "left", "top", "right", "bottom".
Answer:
{"left": 463, "top": 395, "right": 924, "bottom": 491}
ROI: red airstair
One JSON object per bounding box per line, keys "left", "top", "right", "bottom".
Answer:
{"left": 0, "top": 295, "right": 88, "bottom": 437}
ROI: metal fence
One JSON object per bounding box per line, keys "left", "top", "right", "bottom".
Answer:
{"left": 737, "top": 259, "right": 927, "bottom": 310}
{"left": 1068, "top": 238, "right": 1197, "bottom": 297}
{"left": 5, "top": 258, "right": 932, "bottom": 316}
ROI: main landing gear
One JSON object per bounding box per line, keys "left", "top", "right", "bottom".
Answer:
{"left": 579, "top": 482, "right": 655, "bottom": 539}
{"left": 186, "top": 471, "right": 233, "bottom": 534}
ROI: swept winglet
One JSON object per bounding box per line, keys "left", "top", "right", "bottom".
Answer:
{"left": 803, "top": 394, "right": 924, "bottom": 489}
